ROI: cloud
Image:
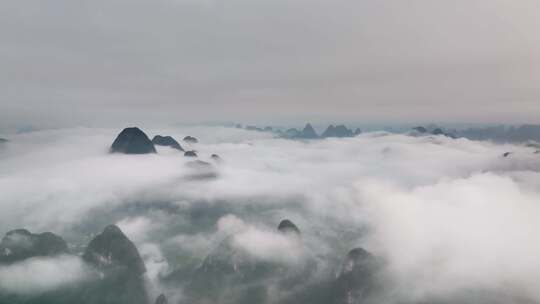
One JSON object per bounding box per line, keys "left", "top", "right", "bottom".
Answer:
{"left": 0, "top": 255, "right": 90, "bottom": 294}
{"left": 0, "top": 126, "right": 540, "bottom": 301}
{"left": 232, "top": 227, "right": 304, "bottom": 265}
{"left": 117, "top": 216, "right": 158, "bottom": 244}
{"left": 217, "top": 214, "right": 304, "bottom": 265}
{"left": 217, "top": 214, "right": 248, "bottom": 235}
{"left": 353, "top": 173, "right": 540, "bottom": 301}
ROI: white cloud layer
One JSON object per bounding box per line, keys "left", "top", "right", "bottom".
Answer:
{"left": 0, "top": 126, "right": 540, "bottom": 301}
{"left": 217, "top": 214, "right": 304, "bottom": 265}
{"left": 0, "top": 255, "right": 90, "bottom": 294}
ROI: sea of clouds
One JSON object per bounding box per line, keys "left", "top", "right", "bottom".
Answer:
{"left": 1, "top": 125, "right": 540, "bottom": 302}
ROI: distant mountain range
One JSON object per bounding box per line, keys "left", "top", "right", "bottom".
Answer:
{"left": 235, "top": 123, "right": 540, "bottom": 144}
{"left": 236, "top": 123, "right": 361, "bottom": 139}
{"left": 455, "top": 125, "right": 540, "bottom": 143}
{"left": 410, "top": 124, "right": 540, "bottom": 144}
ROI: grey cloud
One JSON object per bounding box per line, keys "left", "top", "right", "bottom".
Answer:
{"left": 1, "top": 0, "right": 540, "bottom": 128}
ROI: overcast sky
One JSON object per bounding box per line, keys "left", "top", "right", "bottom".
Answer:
{"left": 1, "top": 0, "right": 540, "bottom": 128}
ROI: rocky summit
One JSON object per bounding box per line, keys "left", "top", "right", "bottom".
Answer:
{"left": 282, "top": 128, "right": 299, "bottom": 138}
{"left": 154, "top": 294, "right": 168, "bottom": 304}
{"left": 0, "top": 229, "right": 68, "bottom": 264}
{"left": 110, "top": 127, "right": 156, "bottom": 154}
{"left": 321, "top": 125, "right": 354, "bottom": 138}
{"left": 333, "top": 247, "right": 380, "bottom": 304}
{"left": 432, "top": 128, "right": 445, "bottom": 135}
{"left": 152, "top": 135, "right": 184, "bottom": 151}
{"left": 183, "top": 135, "right": 198, "bottom": 143}
{"left": 0, "top": 225, "right": 150, "bottom": 304}
{"left": 277, "top": 219, "right": 301, "bottom": 235}
{"left": 83, "top": 224, "right": 146, "bottom": 274}
{"left": 413, "top": 126, "right": 428, "bottom": 133}
{"left": 297, "top": 123, "right": 319, "bottom": 139}
{"left": 184, "top": 150, "right": 198, "bottom": 157}
{"left": 78, "top": 225, "right": 148, "bottom": 304}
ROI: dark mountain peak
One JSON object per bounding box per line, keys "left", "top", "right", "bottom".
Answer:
{"left": 284, "top": 128, "right": 300, "bottom": 138}
{"left": 334, "top": 247, "right": 380, "bottom": 304}
{"left": 277, "top": 219, "right": 301, "bottom": 235}
{"left": 413, "top": 126, "right": 427, "bottom": 133}
{"left": 110, "top": 127, "right": 156, "bottom": 154}
{"left": 322, "top": 124, "right": 354, "bottom": 138}
{"left": 354, "top": 128, "right": 362, "bottom": 135}
{"left": 0, "top": 229, "right": 68, "bottom": 264}
{"left": 152, "top": 135, "right": 184, "bottom": 151}
{"left": 210, "top": 154, "right": 222, "bottom": 163}
{"left": 525, "top": 141, "right": 540, "bottom": 149}
{"left": 322, "top": 125, "right": 336, "bottom": 137}
{"left": 341, "top": 248, "right": 375, "bottom": 274}
{"left": 83, "top": 224, "right": 146, "bottom": 274}
{"left": 298, "top": 123, "right": 318, "bottom": 139}
{"left": 432, "top": 128, "right": 445, "bottom": 135}
{"left": 335, "top": 125, "right": 354, "bottom": 137}
{"left": 103, "top": 224, "right": 123, "bottom": 235}
{"left": 0, "top": 138, "right": 7, "bottom": 143}
{"left": 246, "top": 125, "right": 264, "bottom": 131}
{"left": 429, "top": 128, "right": 457, "bottom": 138}
{"left": 503, "top": 152, "right": 512, "bottom": 158}
{"left": 155, "top": 294, "right": 168, "bottom": 304}
{"left": 5, "top": 228, "right": 32, "bottom": 237}
{"left": 183, "top": 136, "right": 198, "bottom": 143}
{"left": 184, "top": 150, "right": 198, "bottom": 157}
{"left": 338, "top": 247, "right": 380, "bottom": 289}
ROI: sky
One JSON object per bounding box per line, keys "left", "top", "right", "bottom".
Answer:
{"left": 1, "top": 0, "right": 540, "bottom": 129}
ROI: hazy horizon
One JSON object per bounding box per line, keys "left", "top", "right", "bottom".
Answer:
{"left": 1, "top": 1, "right": 540, "bottom": 304}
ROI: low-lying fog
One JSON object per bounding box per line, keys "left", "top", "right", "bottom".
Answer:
{"left": 1, "top": 125, "right": 540, "bottom": 303}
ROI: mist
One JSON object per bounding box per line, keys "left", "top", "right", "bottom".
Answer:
{"left": 1, "top": 0, "right": 540, "bottom": 301}
{"left": 1, "top": 125, "right": 539, "bottom": 303}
